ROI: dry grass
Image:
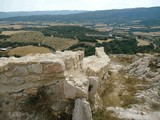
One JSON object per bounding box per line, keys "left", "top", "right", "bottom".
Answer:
{"left": 137, "top": 39, "right": 150, "bottom": 46}
{"left": 97, "top": 39, "right": 113, "bottom": 43}
{"left": 95, "top": 24, "right": 108, "bottom": 27}
{"left": 0, "top": 24, "right": 23, "bottom": 29}
{"left": 1, "top": 31, "right": 31, "bottom": 35}
{"left": 8, "top": 46, "right": 52, "bottom": 56}
{"left": 44, "top": 37, "right": 78, "bottom": 50}
{"left": 96, "top": 27, "right": 113, "bottom": 32}
{"left": 93, "top": 109, "right": 121, "bottom": 120}
{"left": 6, "top": 31, "right": 44, "bottom": 42}
{"left": 134, "top": 32, "right": 160, "bottom": 36}
{"left": 5, "top": 32, "right": 78, "bottom": 50}
{"left": 98, "top": 63, "right": 148, "bottom": 111}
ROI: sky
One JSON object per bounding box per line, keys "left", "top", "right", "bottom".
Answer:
{"left": 0, "top": 0, "right": 160, "bottom": 12}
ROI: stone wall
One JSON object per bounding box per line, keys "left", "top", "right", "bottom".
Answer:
{"left": 0, "top": 47, "right": 110, "bottom": 120}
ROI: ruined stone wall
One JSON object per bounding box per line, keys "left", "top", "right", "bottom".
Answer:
{"left": 0, "top": 48, "right": 110, "bottom": 120}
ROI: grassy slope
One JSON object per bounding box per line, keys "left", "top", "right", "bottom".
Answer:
{"left": 5, "top": 31, "right": 78, "bottom": 50}
{"left": 8, "top": 46, "right": 52, "bottom": 56}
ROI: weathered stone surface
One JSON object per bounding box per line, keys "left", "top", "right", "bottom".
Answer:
{"left": 95, "top": 47, "right": 110, "bottom": 61}
{"left": 13, "top": 66, "right": 28, "bottom": 76}
{"left": 10, "top": 77, "right": 25, "bottom": 85}
{"left": 127, "top": 56, "right": 158, "bottom": 80}
{"left": 72, "top": 98, "right": 93, "bottom": 120}
{"left": 107, "top": 107, "right": 160, "bottom": 120}
{"left": 0, "top": 67, "right": 4, "bottom": 73}
{"left": 63, "top": 78, "right": 77, "bottom": 99}
{"left": 88, "top": 77, "right": 99, "bottom": 105}
{"left": 63, "top": 72, "right": 89, "bottom": 99}
{"left": 82, "top": 47, "right": 110, "bottom": 78}
{"left": 24, "top": 88, "right": 38, "bottom": 95}
{"left": 5, "top": 71, "right": 14, "bottom": 77}
{"left": 0, "top": 74, "right": 9, "bottom": 84}
{"left": 44, "top": 60, "right": 65, "bottom": 74}
{"left": 109, "top": 64, "right": 124, "bottom": 75}
{"left": 56, "top": 50, "right": 84, "bottom": 70}
{"left": 25, "top": 75, "right": 41, "bottom": 82}
{"left": 28, "top": 63, "right": 43, "bottom": 74}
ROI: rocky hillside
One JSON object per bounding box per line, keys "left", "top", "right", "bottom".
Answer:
{"left": 103, "top": 54, "right": 160, "bottom": 120}
{"left": 0, "top": 48, "right": 160, "bottom": 120}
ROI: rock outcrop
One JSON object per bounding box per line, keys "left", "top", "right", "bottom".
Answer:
{"left": 128, "top": 55, "right": 160, "bottom": 108}
{"left": 107, "top": 54, "right": 160, "bottom": 120}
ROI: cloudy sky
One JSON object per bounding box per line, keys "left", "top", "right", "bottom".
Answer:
{"left": 1, "top": 0, "right": 160, "bottom": 12}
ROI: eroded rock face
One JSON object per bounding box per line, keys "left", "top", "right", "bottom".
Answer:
{"left": 124, "top": 55, "right": 160, "bottom": 120}
{"left": 107, "top": 107, "right": 160, "bottom": 120}
{"left": 0, "top": 47, "right": 110, "bottom": 120}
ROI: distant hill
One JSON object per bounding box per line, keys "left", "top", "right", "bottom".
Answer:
{"left": 0, "top": 10, "right": 85, "bottom": 19}
{"left": 0, "top": 7, "right": 160, "bottom": 25}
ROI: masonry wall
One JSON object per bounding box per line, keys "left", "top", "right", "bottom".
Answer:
{"left": 0, "top": 48, "right": 110, "bottom": 120}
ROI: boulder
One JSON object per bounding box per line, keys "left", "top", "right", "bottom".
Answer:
{"left": 72, "top": 98, "right": 93, "bottom": 120}
{"left": 63, "top": 72, "right": 89, "bottom": 99}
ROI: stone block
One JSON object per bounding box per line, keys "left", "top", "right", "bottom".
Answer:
{"left": 88, "top": 77, "right": 99, "bottom": 104}
{"left": 63, "top": 74, "right": 89, "bottom": 99}
{"left": 25, "top": 75, "right": 41, "bottom": 82}
{"left": 11, "top": 77, "right": 25, "bottom": 86}
{"left": 72, "top": 98, "right": 92, "bottom": 120}
{"left": 63, "top": 79, "right": 77, "bottom": 99}
{"left": 44, "top": 60, "right": 65, "bottom": 74}
{"left": 13, "top": 66, "right": 28, "bottom": 76}
{"left": 28, "top": 63, "right": 43, "bottom": 74}
{"left": 0, "top": 74, "right": 9, "bottom": 84}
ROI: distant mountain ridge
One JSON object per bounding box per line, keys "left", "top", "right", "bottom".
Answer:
{"left": 0, "top": 7, "right": 160, "bottom": 25}
{"left": 0, "top": 10, "right": 86, "bottom": 19}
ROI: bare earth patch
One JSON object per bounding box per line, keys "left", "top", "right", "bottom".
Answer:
{"left": 137, "top": 39, "right": 150, "bottom": 46}
{"left": 134, "top": 32, "right": 160, "bottom": 36}
{"left": 97, "top": 39, "right": 113, "bottom": 43}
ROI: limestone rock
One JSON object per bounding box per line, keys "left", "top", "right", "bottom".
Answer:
{"left": 10, "top": 77, "right": 25, "bottom": 86}
{"left": 82, "top": 47, "right": 110, "bottom": 79}
{"left": 28, "top": 63, "right": 43, "bottom": 74}
{"left": 25, "top": 75, "right": 41, "bottom": 82}
{"left": 13, "top": 66, "right": 28, "bottom": 76}
{"left": 44, "top": 60, "right": 65, "bottom": 74}
{"left": 107, "top": 107, "right": 160, "bottom": 120}
{"left": 0, "top": 48, "right": 109, "bottom": 120}
{"left": 88, "top": 77, "right": 99, "bottom": 105}
{"left": 63, "top": 78, "right": 77, "bottom": 99}
{"left": 0, "top": 74, "right": 9, "bottom": 84}
{"left": 72, "top": 98, "right": 93, "bottom": 120}
{"left": 95, "top": 47, "right": 110, "bottom": 61}
{"left": 109, "top": 63, "right": 124, "bottom": 75}
{"left": 128, "top": 57, "right": 152, "bottom": 78}
{"left": 63, "top": 72, "right": 89, "bottom": 99}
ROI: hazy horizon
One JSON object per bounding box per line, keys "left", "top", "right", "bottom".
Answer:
{"left": 1, "top": 0, "right": 160, "bottom": 12}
